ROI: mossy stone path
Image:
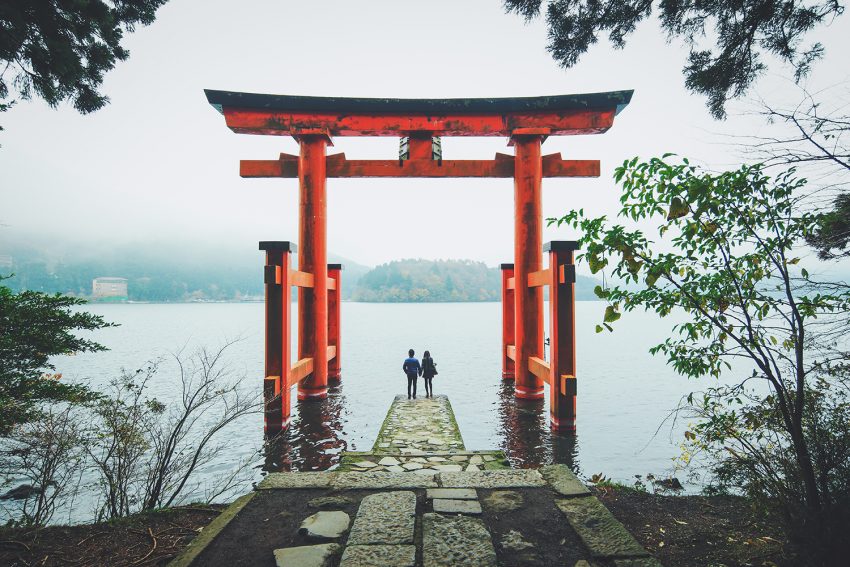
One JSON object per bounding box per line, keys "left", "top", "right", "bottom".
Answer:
{"left": 170, "top": 396, "right": 662, "bottom": 567}
{"left": 338, "top": 395, "right": 508, "bottom": 473}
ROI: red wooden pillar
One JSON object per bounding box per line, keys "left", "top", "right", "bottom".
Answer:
{"left": 500, "top": 263, "right": 516, "bottom": 379}
{"left": 328, "top": 263, "right": 343, "bottom": 382}
{"left": 545, "top": 241, "right": 578, "bottom": 432}
{"left": 511, "top": 131, "right": 546, "bottom": 399}
{"left": 260, "top": 241, "right": 295, "bottom": 432}
{"left": 297, "top": 133, "right": 331, "bottom": 400}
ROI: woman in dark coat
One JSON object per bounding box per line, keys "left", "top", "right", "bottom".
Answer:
{"left": 421, "top": 350, "right": 437, "bottom": 397}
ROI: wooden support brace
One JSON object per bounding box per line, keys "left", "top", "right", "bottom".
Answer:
{"left": 529, "top": 356, "right": 551, "bottom": 384}
{"left": 506, "top": 345, "right": 516, "bottom": 361}
{"left": 560, "top": 374, "right": 576, "bottom": 397}
{"left": 507, "top": 277, "right": 515, "bottom": 290}
{"left": 289, "top": 358, "right": 314, "bottom": 386}
{"left": 327, "top": 345, "right": 336, "bottom": 361}
{"left": 241, "top": 152, "right": 599, "bottom": 179}
{"left": 291, "top": 270, "right": 314, "bottom": 288}
{"left": 527, "top": 268, "right": 551, "bottom": 288}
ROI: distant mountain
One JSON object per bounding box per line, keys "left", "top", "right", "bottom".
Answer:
{"left": 353, "top": 259, "right": 602, "bottom": 302}
{"left": 0, "top": 241, "right": 370, "bottom": 302}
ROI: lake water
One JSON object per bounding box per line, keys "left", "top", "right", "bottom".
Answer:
{"left": 52, "top": 301, "right": 704, "bottom": 495}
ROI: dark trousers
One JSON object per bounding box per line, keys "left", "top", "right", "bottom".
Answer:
{"left": 406, "top": 374, "right": 418, "bottom": 398}
{"left": 424, "top": 377, "right": 433, "bottom": 396}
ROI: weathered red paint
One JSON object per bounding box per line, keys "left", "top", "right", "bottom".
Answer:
{"left": 214, "top": 91, "right": 632, "bottom": 436}
{"left": 221, "top": 108, "right": 617, "bottom": 137}
{"left": 261, "top": 243, "right": 293, "bottom": 433}
{"left": 328, "top": 264, "right": 342, "bottom": 382}
{"left": 546, "top": 243, "right": 578, "bottom": 432}
{"left": 297, "top": 135, "right": 330, "bottom": 401}
{"left": 512, "top": 134, "right": 545, "bottom": 400}
{"left": 240, "top": 154, "right": 600, "bottom": 179}
{"left": 500, "top": 264, "right": 516, "bottom": 379}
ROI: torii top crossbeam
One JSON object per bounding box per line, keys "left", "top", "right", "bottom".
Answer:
{"left": 205, "top": 89, "right": 632, "bottom": 137}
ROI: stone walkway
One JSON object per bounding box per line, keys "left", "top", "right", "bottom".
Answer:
{"left": 170, "top": 396, "right": 664, "bottom": 567}
{"left": 339, "top": 395, "right": 507, "bottom": 474}
{"left": 375, "top": 395, "right": 465, "bottom": 453}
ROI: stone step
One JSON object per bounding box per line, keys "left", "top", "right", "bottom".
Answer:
{"left": 258, "top": 469, "right": 549, "bottom": 490}
{"left": 339, "top": 544, "right": 416, "bottom": 567}
{"left": 422, "top": 512, "right": 497, "bottom": 567}
{"left": 347, "top": 491, "right": 417, "bottom": 546}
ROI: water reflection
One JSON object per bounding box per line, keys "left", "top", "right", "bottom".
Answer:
{"left": 263, "top": 384, "right": 350, "bottom": 472}
{"left": 263, "top": 379, "right": 583, "bottom": 475}
{"left": 496, "top": 380, "right": 581, "bottom": 476}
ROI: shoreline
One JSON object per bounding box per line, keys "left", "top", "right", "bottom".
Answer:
{"left": 0, "top": 488, "right": 796, "bottom": 567}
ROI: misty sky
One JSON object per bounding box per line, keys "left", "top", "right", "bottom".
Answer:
{"left": 2, "top": 1, "right": 849, "bottom": 268}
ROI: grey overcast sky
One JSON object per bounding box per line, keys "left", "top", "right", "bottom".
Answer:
{"left": 1, "top": 0, "right": 849, "bottom": 267}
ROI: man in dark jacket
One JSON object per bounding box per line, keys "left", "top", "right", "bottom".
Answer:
{"left": 402, "top": 349, "right": 421, "bottom": 399}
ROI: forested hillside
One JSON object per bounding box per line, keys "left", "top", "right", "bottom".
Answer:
{"left": 353, "top": 259, "right": 602, "bottom": 302}
{"left": 354, "top": 259, "right": 499, "bottom": 302}
{"left": 1, "top": 241, "right": 369, "bottom": 302}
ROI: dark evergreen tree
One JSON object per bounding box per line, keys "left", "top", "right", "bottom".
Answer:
{"left": 0, "top": 0, "right": 169, "bottom": 125}
{"left": 0, "top": 276, "right": 113, "bottom": 435}
{"left": 503, "top": 0, "right": 844, "bottom": 118}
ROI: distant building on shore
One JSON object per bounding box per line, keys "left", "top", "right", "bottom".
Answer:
{"left": 92, "top": 277, "right": 128, "bottom": 300}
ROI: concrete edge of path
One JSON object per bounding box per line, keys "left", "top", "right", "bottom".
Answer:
{"left": 555, "top": 495, "right": 654, "bottom": 561}
{"left": 167, "top": 492, "right": 256, "bottom": 567}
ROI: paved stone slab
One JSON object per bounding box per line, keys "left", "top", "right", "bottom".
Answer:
{"left": 540, "top": 464, "right": 591, "bottom": 497}
{"left": 298, "top": 511, "right": 350, "bottom": 540}
{"left": 378, "top": 456, "right": 400, "bottom": 466}
{"left": 422, "top": 513, "right": 497, "bottom": 567}
{"left": 432, "top": 464, "right": 463, "bottom": 472}
{"left": 413, "top": 469, "right": 439, "bottom": 477}
{"left": 432, "top": 498, "right": 483, "bottom": 515}
{"left": 258, "top": 472, "right": 335, "bottom": 489}
{"left": 555, "top": 497, "right": 649, "bottom": 559}
{"left": 438, "top": 469, "right": 546, "bottom": 488}
{"left": 339, "top": 545, "right": 416, "bottom": 567}
{"left": 274, "top": 543, "right": 340, "bottom": 567}
{"left": 613, "top": 558, "right": 664, "bottom": 567}
{"left": 332, "top": 471, "right": 437, "bottom": 489}
{"left": 347, "top": 491, "right": 416, "bottom": 545}
{"left": 426, "top": 488, "right": 477, "bottom": 500}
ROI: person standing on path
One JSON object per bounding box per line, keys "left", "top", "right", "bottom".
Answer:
{"left": 402, "top": 349, "right": 421, "bottom": 399}
{"left": 421, "top": 350, "right": 437, "bottom": 398}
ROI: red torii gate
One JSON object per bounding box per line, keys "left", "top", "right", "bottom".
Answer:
{"left": 205, "top": 89, "right": 632, "bottom": 433}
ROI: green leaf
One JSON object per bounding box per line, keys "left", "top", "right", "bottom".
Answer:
{"left": 595, "top": 325, "right": 604, "bottom": 333}
{"left": 604, "top": 305, "right": 621, "bottom": 323}
{"left": 667, "top": 197, "right": 689, "bottom": 220}
{"left": 587, "top": 254, "right": 607, "bottom": 274}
